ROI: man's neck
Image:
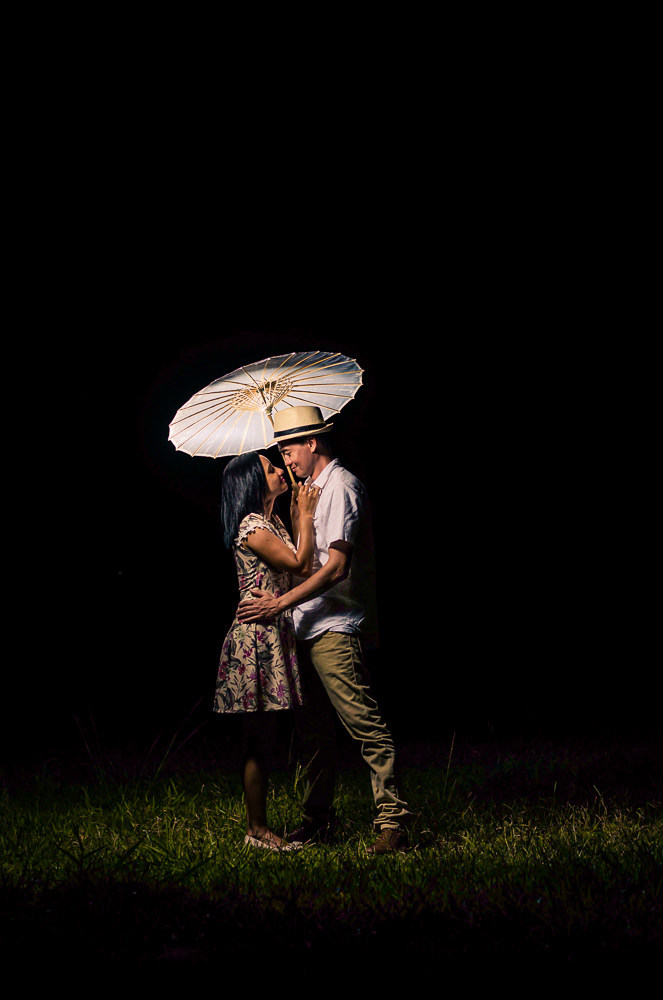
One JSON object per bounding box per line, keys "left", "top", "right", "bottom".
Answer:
{"left": 310, "top": 453, "right": 333, "bottom": 483}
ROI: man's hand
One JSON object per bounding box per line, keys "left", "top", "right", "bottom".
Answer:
{"left": 237, "top": 589, "right": 281, "bottom": 622}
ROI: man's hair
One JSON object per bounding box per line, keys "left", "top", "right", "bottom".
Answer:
{"left": 219, "top": 452, "right": 266, "bottom": 548}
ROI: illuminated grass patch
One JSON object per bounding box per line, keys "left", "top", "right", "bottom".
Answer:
{"left": 1, "top": 738, "right": 661, "bottom": 973}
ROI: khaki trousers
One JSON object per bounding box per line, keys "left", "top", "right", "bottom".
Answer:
{"left": 294, "top": 631, "right": 410, "bottom": 830}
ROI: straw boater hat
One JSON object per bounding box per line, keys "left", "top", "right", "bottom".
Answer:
{"left": 271, "top": 405, "right": 334, "bottom": 446}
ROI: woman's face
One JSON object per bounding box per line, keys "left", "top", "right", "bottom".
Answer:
{"left": 260, "top": 454, "right": 288, "bottom": 501}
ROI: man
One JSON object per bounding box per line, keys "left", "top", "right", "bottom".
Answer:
{"left": 237, "top": 405, "right": 410, "bottom": 854}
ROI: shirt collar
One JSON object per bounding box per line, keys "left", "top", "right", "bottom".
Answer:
{"left": 308, "top": 458, "right": 338, "bottom": 490}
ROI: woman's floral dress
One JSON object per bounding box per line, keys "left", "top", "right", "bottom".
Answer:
{"left": 213, "top": 513, "right": 304, "bottom": 714}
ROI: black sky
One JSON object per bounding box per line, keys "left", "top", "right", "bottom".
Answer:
{"left": 4, "top": 48, "right": 656, "bottom": 769}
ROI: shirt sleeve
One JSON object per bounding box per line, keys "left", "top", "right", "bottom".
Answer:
{"left": 324, "top": 477, "right": 364, "bottom": 548}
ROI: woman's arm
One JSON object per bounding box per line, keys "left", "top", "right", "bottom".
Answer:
{"left": 289, "top": 482, "right": 301, "bottom": 539}
{"left": 244, "top": 485, "right": 319, "bottom": 577}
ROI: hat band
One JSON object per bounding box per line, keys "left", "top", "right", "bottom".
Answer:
{"left": 274, "top": 420, "right": 328, "bottom": 439}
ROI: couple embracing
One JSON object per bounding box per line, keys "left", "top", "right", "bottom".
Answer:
{"left": 213, "top": 405, "right": 410, "bottom": 855}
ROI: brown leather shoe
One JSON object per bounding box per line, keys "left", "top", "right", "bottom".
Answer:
{"left": 366, "top": 827, "right": 409, "bottom": 854}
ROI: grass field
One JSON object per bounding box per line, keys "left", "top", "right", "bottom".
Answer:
{"left": 1, "top": 726, "right": 661, "bottom": 983}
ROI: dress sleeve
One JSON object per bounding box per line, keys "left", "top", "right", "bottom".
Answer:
{"left": 236, "top": 513, "right": 273, "bottom": 545}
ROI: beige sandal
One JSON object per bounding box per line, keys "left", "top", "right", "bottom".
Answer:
{"left": 244, "top": 833, "right": 302, "bottom": 852}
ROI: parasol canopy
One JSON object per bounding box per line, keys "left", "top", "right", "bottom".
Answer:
{"left": 168, "top": 350, "right": 363, "bottom": 458}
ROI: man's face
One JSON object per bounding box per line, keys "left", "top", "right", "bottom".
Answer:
{"left": 278, "top": 440, "right": 315, "bottom": 480}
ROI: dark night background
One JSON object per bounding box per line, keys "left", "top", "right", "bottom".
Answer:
{"left": 5, "top": 314, "right": 656, "bottom": 769}
{"left": 3, "top": 37, "right": 655, "bottom": 772}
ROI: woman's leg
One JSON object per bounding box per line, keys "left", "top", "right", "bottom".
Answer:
{"left": 240, "top": 712, "right": 286, "bottom": 846}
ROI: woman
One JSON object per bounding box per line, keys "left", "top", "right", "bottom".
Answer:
{"left": 214, "top": 451, "right": 320, "bottom": 851}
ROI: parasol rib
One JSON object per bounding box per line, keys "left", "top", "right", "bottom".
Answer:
{"left": 191, "top": 410, "right": 246, "bottom": 457}
{"left": 170, "top": 400, "right": 246, "bottom": 444}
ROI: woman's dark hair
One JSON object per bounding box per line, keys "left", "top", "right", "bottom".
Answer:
{"left": 220, "top": 452, "right": 266, "bottom": 548}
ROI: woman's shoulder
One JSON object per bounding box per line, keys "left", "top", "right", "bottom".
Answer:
{"left": 235, "top": 512, "right": 281, "bottom": 546}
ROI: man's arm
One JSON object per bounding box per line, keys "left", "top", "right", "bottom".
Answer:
{"left": 236, "top": 542, "right": 352, "bottom": 622}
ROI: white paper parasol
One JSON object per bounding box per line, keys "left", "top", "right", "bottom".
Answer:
{"left": 168, "top": 350, "right": 363, "bottom": 459}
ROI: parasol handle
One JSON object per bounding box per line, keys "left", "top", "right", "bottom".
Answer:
{"left": 286, "top": 464, "right": 297, "bottom": 489}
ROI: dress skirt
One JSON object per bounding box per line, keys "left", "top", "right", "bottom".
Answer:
{"left": 213, "top": 512, "right": 304, "bottom": 714}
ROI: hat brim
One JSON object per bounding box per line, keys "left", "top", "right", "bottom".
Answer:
{"left": 269, "top": 422, "right": 335, "bottom": 447}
